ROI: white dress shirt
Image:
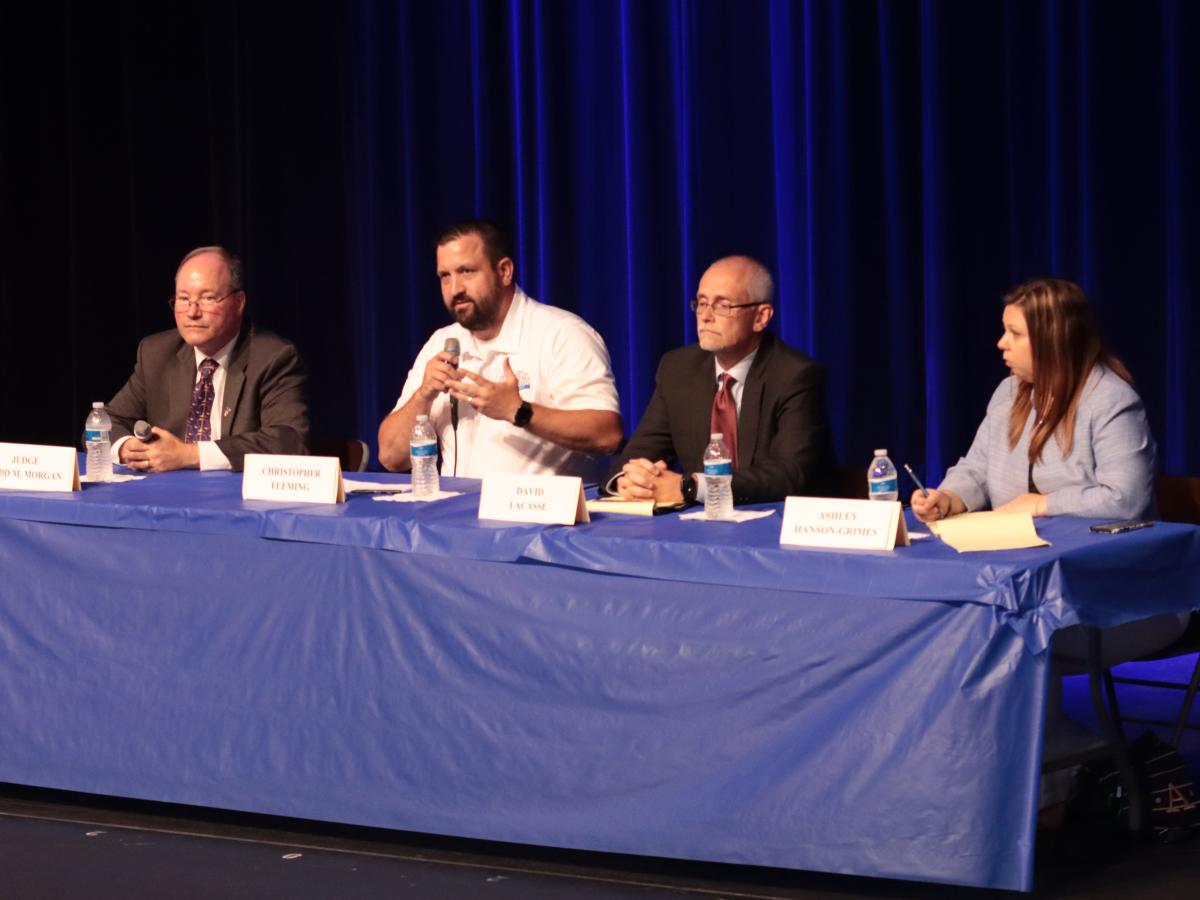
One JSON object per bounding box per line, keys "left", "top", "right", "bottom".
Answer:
{"left": 712, "top": 347, "right": 758, "bottom": 418}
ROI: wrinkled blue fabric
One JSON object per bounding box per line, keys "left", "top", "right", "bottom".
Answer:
{"left": 0, "top": 470, "right": 539, "bottom": 562}
{"left": 0, "top": 470, "right": 1197, "bottom": 892}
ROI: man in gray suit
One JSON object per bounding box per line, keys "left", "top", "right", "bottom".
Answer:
{"left": 108, "top": 246, "right": 309, "bottom": 473}
{"left": 608, "top": 255, "right": 834, "bottom": 505}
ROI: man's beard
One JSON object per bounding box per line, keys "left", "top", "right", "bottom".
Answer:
{"left": 450, "top": 291, "right": 500, "bottom": 333}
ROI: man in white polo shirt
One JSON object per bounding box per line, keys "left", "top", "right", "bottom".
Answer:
{"left": 378, "top": 219, "right": 622, "bottom": 479}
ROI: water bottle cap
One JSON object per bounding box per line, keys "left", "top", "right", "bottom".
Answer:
{"left": 416, "top": 414, "right": 429, "bottom": 422}
{"left": 710, "top": 432, "right": 723, "bottom": 440}
{"left": 874, "top": 448, "right": 887, "bottom": 456}
{"left": 92, "top": 401, "right": 105, "bottom": 409}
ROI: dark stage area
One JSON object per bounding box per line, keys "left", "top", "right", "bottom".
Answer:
{"left": 2, "top": 1, "right": 1197, "bottom": 478}
{"left": 2, "top": 1, "right": 1198, "bottom": 897}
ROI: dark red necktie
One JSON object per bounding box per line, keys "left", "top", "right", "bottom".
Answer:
{"left": 710, "top": 372, "right": 739, "bottom": 469}
{"left": 184, "top": 358, "right": 219, "bottom": 443}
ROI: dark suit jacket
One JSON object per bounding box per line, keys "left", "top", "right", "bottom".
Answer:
{"left": 608, "top": 333, "right": 835, "bottom": 503}
{"left": 106, "top": 325, "right": 309, "bottom": 471}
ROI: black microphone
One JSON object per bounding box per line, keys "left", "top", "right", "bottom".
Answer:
{"left": 444, "top": 337, "right": 461, "bottom": 430}
{"left": 133, "top": 420, "right": 158, "bottom": 442}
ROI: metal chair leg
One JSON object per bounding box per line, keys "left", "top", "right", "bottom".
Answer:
{"left": 1170, "top": 655, "right": 1200, "bottom": 748}
{"left": 1085, "top": 628, "right": 1146, "bottom": 833}
{"left": 1103, "top": 667, "right": 1122, "bottom": 735}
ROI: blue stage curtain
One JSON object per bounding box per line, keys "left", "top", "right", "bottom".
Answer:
{"left": 1, "top": 1, "right": 1197, "bottom": 479}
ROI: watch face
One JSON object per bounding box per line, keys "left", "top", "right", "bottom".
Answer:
{"left": 514, "top": 401, "right": 533, "bottom": 427}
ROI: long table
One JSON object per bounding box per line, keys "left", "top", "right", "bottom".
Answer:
{"left": 1, "top": 470, "right": 1197, "bottom": 891}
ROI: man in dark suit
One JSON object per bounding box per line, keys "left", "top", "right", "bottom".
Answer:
{"left": 608, "top": 255, "right": 834, "bottom": 505}
{"left": 108, "top": 246, "right": 309, "bottom": 473}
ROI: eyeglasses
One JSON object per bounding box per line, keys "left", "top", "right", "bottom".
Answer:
{"left": 169, "top": 292, "right": 237, "bottom": 311}
{"left": 690, "top": 297, "right": 763, "bottom": 317}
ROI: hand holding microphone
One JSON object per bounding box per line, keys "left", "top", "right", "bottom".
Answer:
{"left": 116, "top": 419, "right": 157, "bottom": 464}
{"left": 417, "top": 338, "right": 461, "bottom": 405}
{"left": 119, "top": 420, "right": 198, "bottom": 472}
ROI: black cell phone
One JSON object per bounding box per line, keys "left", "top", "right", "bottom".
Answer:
{"left": 1089, "top": 518, "right": 1155, "bottom": 534}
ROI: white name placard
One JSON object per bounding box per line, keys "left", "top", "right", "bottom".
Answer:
{"left": 779, "top": 496, "right": 910, "bottom": 551}
{"left": 478, "top": 473, "right": 589, "bottom": 525}
{"left": 0, "top": 442, "right": 80, "bottom": 492}
{"left": 242, "top": 454, "right": 345, "bottom": 504}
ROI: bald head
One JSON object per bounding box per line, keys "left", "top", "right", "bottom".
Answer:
{"left": 176, "top": 245, "right": 243, "bottom": 292}
{"left": 704, "top": 255, "right": 774, "bottom": 307}
{"left": 694, "top": 255, "right": 775, "bottom": 368}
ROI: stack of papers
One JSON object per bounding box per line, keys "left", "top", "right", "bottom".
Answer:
{"left": 928, "top": 511, "right": 1049, "bottom": 552}
{"left": 585, "top": 497, "right": 682, "bottom": 517}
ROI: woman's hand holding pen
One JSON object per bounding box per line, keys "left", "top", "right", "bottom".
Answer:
{"left": 910, "top": 488, "right": 964, "bottom": 523}
{"left": 903, "top": 463, "right": 958, "bottom": 523}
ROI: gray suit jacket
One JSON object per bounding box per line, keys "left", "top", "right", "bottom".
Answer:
{"left": 608, "top": 332, "right": 836, "bottom": 503}
{"left": 106, "top": 325, "right": 309, "bottom": 471}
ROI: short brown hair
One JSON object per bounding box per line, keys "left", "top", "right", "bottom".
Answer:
{"left": 435, "top": 219, "right": 513, "bottom": 269}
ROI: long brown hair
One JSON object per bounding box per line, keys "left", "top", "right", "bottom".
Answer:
{"left": 1004, "top": 278, "right": 1132, "bottom": 462}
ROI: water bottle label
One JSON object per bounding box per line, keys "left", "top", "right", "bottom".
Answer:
{"left": 869, "top": 478, "right": 898, "bottom": 495}
{"left": 410, "top": 441, "right": 438, "bottom": 458}
{"left": 703, "top": 461, "right": 733, "bottom": 477}
{"left": 84, "top": 429, "right": 108, "bottom": 442}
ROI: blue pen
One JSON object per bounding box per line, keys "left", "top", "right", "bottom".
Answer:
{"left": 903, "top": 463, "right": 929, "bottom": 498}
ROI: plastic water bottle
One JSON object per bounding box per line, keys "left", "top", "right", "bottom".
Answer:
{"left": 410, "top": 414, "right": 440, "bottom": 497}
{"left": 703, "top": 432, "right": 734, "bottom": 519}
{"left": 868, "top": 448, "right": 899, "bottom": 501}
{"left": 84, "top": 402, "right": 113, "bottom": 482}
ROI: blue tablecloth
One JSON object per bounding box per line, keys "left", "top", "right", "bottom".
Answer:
{"left": 1, "top": 469, "right": 1197, "bottom": 891}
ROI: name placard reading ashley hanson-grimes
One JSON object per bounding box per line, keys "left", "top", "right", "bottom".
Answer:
{"left": 779, "top": 496, "right": 909, "bottom": 551}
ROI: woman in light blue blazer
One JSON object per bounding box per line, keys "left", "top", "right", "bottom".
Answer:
{"left": 911, "top": 277, "right": 1184, "bottom": 661}
{"left": 912, "top": 277, "right": 1155, "bottom": 522}
{"left": 911, "top": 279, "right": 1186, "bottom": 800}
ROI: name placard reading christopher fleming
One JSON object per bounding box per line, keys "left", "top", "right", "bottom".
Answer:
{"left": 242, "top": 454, "right": 345, "bottom": 504}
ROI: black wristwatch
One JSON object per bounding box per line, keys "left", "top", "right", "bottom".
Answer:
{"left": 513, "top": 400, "right": 534, "bottom": 428}
{"left": 679, "top": 473, "right": 698, "bottom": 506}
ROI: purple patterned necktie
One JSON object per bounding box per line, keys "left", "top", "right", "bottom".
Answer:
{"left": 184, "top": 358, "right": 219, "bottom": 443}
